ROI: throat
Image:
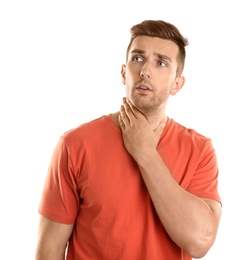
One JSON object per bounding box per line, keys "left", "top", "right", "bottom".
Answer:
{"left": 110, "top": 111, "right": 167, "bottom": 131}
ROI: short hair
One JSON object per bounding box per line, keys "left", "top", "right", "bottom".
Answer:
{"left": 126, "top": 20, "right": 189, "bottom": 76}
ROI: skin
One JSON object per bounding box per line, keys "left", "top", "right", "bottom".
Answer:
{"left": 35, "top": 35, "right": 222, "bottom": 259}
{"left": 35, "top": 217, "right": 73, "bottom": 259}
{"left": 117, "top": 36, "right": 222, "bottom": 258}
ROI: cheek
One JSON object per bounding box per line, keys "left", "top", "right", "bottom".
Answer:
{"left": 126, "top": 65, "right": 140, "bottom": 79}
{"left": 159, "top": 88, "right": 170, "bottom": 99}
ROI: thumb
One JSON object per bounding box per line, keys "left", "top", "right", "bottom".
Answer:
{"left": 154, "top": 120, "right": 167, "bottom": 139}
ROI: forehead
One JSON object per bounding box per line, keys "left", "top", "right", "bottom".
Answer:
{"left": 129, "top": 35, "right": 179, "bottom": 60}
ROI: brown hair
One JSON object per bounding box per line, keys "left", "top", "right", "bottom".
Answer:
{"left": 126, "top": 20, "right": 189, "bottom": 76}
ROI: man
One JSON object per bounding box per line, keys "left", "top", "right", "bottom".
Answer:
{"left": 35, "top": 20, "right": 222, "bottom": 259}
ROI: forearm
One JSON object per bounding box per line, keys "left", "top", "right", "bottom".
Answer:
{"left": 35, "top": 217, "right": 73, "bottom": 260}
{"left": 118, "top": 99, "right": 221, "bottom": 256}
{"left": 35, "top": 243, "right": 67, "bottom": 260}
{"left": 137, "top": 150, "right": 219, "bottom": 257}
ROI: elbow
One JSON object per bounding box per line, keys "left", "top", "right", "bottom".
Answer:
{"left": 186, "top": 246, "right": 209, "bottom": 259}
{"left": 184, "top": 234, "right": 216, "bottom": 259}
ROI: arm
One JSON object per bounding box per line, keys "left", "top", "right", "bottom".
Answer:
{"left": 137, "top": 152, "right": 221, "bottom": 258}
{"left": 35, "top": 215, "right": 74, "bottom": 260}
{"left": 119, "top": 99, "right": 222, "bottom": 258}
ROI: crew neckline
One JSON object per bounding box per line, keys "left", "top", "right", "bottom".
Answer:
{"left": 104, "top": 113, "right": 172, "bottom": 135}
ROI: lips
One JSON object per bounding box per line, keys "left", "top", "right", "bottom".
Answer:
{"left": 136, "top": 83, "right": 152, "bottom": 94}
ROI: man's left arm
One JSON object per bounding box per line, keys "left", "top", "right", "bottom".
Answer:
{"left": 119, "top": 98, "right": 222, "bottom": 258}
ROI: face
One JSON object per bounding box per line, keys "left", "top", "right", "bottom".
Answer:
{"left": 121, "top": 36, "right": 184, "bottom": 115}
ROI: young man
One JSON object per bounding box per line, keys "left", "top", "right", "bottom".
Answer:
{"left": 35, "top": 20, "right": 222, "bottom": 260}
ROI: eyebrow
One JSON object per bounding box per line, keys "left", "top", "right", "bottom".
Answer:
{"left": 130, "top": 49, "right": 172, "bottom": 63}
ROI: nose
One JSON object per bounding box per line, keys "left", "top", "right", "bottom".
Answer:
{"left": 140, "top": 64, "right": 150, "bottom": 79}
{"left": 140, "top": 71, "right": 145, "bottom": 78}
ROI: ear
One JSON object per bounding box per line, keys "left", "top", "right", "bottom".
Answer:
{"left": 170, "top": 76, "right": 185, "bottom": 96}
{"left": 121, "top": 64, "right": 126, "bottom": 85}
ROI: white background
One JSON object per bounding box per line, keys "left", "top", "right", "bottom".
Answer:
{"left": 1, "top": 0, "right": 249, "bottom": 259}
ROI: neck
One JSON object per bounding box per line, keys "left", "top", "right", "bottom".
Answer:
{"left": 143, "top": 110, "right": 168, "bottom": 130}
{"left": 111, "top": 110, "right": 168, "bottom": 130}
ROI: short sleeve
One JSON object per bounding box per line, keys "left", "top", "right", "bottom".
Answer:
{"left": 38, "top": 137, "right": 80, "bottom": 224}
{"left": 187, "top": 140, "right": 222, "bottom": 204}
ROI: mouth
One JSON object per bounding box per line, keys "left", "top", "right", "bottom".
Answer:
{"left": 135, "top": 83, "right": 152, "bottom": 94}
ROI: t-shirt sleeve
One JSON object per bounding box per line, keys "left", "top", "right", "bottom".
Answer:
{"left": 38, "top": 136, "right": 80, "bottom": 224}
{"left": 187, "top": 140, "right": 222, "bottom": 205}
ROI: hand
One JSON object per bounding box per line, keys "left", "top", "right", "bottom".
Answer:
{"left": 118, "top": 98, "right": 166, "bottom": 163}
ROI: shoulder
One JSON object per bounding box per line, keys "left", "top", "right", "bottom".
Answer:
{"left": 62, "top": 115, "right": 111, "bottom": 139}
{"left": 168, "top": 118, "right": 210, "bottom": 141}
{"left": 56, "top": 114, "right": 119, "bottom": 150}
{"left": 166, "top": 118, "right": 214, "bottom": 152}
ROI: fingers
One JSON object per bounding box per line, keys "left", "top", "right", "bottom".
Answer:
{"left": 154, "top": 120, "right": 167, "bottom": 141}
{"left": 119, "top": 98, "right": 134, "bottom": 129}
{"left": 122, "top": 97, "right": 137, "bottom": 120}
{"left": 120, "top": 97, "right": 157, "bottom": 131}
{"left": 118, "top": 105, "right": 127, "bottom": 130}
{"left": 118, "top": 100, "right": 134, "bottom": 132}
{"left": 122, "top": 97, "right": 146, "bottom": 120}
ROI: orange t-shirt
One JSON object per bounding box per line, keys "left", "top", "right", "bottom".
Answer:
{"left": 39, "top": 115, "right": 221, "bottom": 260}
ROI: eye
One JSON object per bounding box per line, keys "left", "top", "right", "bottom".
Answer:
{"left": 133, "top": 56, "right": 143, "bottom": 63}
{"left": 158, "top": 60, "right": 167, "bottom": 67}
